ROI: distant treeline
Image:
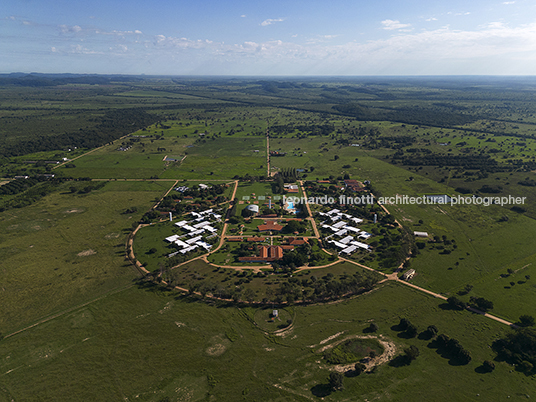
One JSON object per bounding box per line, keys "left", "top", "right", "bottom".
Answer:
{"left": 0, "top": 73, "right": 144, "bottom": 87}
{"left": 270, "top": 123, "right": 335, "bottom": 136}
{"left": 1, "top": 108, "right": 158, "bottom": 158}
{"left": 333, "top": 103, "right": 479, "bottom": 127}
{"left": 393, "top": 154, "right": 500, "bottom": 170}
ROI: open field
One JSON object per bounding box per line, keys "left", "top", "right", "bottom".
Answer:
{"left": 0, "top": 281, "right": 534, "bottom": 401}
{"left": 2, "top": 76, "right": 536, "bottom": 399}
{"left": 0, "top": 180, "right": 168, "bottom": 334}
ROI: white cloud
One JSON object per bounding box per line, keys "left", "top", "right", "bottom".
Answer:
{"left": 261, "top": 18, "right": 285, "bottom": 27}
{"left": 241, "top": 15, "right": 246, "bottom": 18}
{"left": 381, "top": 19, "right": 412, "bottom": 31}
{"left": 448, "top": 12, "right": 471, "bottom": 16}
{"left": 503, "top": 1, "right": 515, "bottom": 4}
{"left": 11, "top": 12, "right": 536, "bottom": 75}
{"left": 425, "top": 17, "right": 438, "bottom": 22}
{"left": 486, "top": 22, "right": 506, "bottom": 29}
{"left": 60, "top": 24, "right": 82, "bottom": 33}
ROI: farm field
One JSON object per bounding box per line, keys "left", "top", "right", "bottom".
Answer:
{"left": 2, "top": 75, "right": 536, "bottom": 400}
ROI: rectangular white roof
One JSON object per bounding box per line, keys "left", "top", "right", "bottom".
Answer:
{"left": 345, "top": 226, "right": 361, "bottom": 233}
{"left": 341, "top": 245, "right": 357, "bottom": 254}
{"left": 194, "top": 221, "right": 211, "bottom": 228}
{"left": 339, "top": 235, "right": 354, "bottom": 244}
{"left": 196, "top": 241, "right": 212, "bottom": 250}
{"left": 332, "top": 241, "right": 347, "bottom": 249}
{"left": 165, "top": 234, "right": 180, "bottom": 242}
{"left": 333, "top": 221, "right": 347, "bottom": 229}
{"left": 175, "top": 220, "right": 189, "bottom": 227}
{"left": 334, "top": 229, "right": 348, "bottom": 237}
{"left": 180, "top": 245, "right": 198, "bottom": 254}
{"left": 351, "top": 241, "right": 370, "bottom": 249}
{"left": 174, "top": 239, "right": 189, "bottom": 248}
{"left": 186, "top": 235, "right": 203, "bottom": 244}
{"left": 189, "top": 229, "right": 205, "bottom": 236}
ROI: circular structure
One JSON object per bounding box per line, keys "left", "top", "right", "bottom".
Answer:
{"left": 243, "top": 204, "right": 260, "bottom": 217}
{"left": 246, "top": 204, "right": 259, "bottom": 213}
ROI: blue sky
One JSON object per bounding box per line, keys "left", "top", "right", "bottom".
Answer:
{"left": 2, "top": 0, "right": 536, "bottom": 75}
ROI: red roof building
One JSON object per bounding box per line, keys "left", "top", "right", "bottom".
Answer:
{"left": 344, "top": 179, "right": 366, "bottom": 192}
{"left": 286, "top": 237, "right": 308, "bottom": 246}
{"left": 258, "top": 221, "right": 283, "bottom": 232}
{"left": 247, "top": 236, "right": 266, "bottom": 242}
{"left": 239, "top": 245, "right": 284, "bottom": 262}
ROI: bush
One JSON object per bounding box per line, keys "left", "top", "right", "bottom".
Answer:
{"left": 482, "top": 360, "right": 495, "bottom": 372}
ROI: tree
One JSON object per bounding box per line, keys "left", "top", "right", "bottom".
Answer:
{"left": 328, "top": 372, "right": 344, "bottom": 391}
{"left": 436, "top": 334, "right": 450, "bottom": 348}
{"left": 405, "top": 323, "right": 418, "bottom": 338}
{"left": 404, "top": 345, "right": 420, "bottom": 362}
{"left": 470, "top": 296, "right": 494, "bottom": 312}
{"left": 398, "top": 317, "right": 410, "bottom": 331}
{"left": 482, "top": 360, "right": 495, "bottom": 372}
{"left": 518, "top": 315, "right": 535, "bottom": 327}
{"left": 426, "top": 325, "right": 438, "bottom": 338}
{"left": 520, "top": 361, "right": 534, "bottom": 373}
{"left": 447, "top": 296, "right": 467, "bottom": 310}
{"left": 368, "top": 322, "right": 379, "bottom": 332}
{"left": 458, "top": 348, "right": 472, "bottom": 364}
{"left": 462, "top": 284, "right": 473, "bottom": 294}
{"left": 354, "top": 362, "right": 366, "bottom": 375}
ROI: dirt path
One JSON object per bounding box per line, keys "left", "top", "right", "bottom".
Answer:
{"left": 52, "top": 132, "right": 135, "bottom": 170}
{"left": 298, "top": 180, "right": 320, "bottom": 238}
{"left": 153, "top": 180, "right": 180, "bottom": 209}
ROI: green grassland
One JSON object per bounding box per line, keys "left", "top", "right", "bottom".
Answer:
{"left": 1, "top": 281, "right": 534, "bottom": 401}
{"left": 0, "top": 180, "right": 168, "bottom": 334}
{"left": 3, "top": 76, "right": 536, "bottom": 400}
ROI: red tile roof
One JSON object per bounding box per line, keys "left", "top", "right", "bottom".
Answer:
{"left": 239, "top": 245, "right": 284, "bottom": 262}
{"left": 258, "top": 221, "right": 283, "bottom": 232}
{"left": 247, "top": 236, "right": 266, "bottom": 242}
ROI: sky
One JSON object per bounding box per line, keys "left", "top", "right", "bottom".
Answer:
{"left": 2, "top": 0, "right": 536, "bottom": 75}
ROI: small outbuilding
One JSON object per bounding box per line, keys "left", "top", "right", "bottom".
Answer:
{"left": 414, "top": 231, "right": 429, "bottom": 237}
